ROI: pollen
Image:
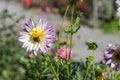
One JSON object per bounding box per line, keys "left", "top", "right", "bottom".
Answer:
{"left": 30, "top": 29, "right": 44, "bottom": 43}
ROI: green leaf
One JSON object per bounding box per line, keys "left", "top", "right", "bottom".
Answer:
{"left": 73, "top": 25, "right": 80, "bottom": 34}
{"left": 86, "top": 42, "right": 98, "bottom": 50}
{"left": 74, "top": 16, "right": 80, "bottom": 27}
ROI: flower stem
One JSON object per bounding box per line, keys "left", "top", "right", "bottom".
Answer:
{"left": 67, "top": 4, "right": 75, "bottom": 80}
{"left": 118, "top": 18, "right": 120, "bottom": 44}
{"left": 84, "top": 65, "right": 89, "bottom": 80}
{"left": 67, "top": 60, "right": 70, "bottom": 80}
{"left": 56, "top": 5, "right": 70, "bottom": 80}
{"left": 57, "top": 4, "right": 70, "bottom": 50}
{"left": 57, "top": 60, "right": 59, "bottom": 77}
{"left": 46, "top": 55, "right": 59, "bottom": 80}
{"left": 84, "top": 50, "right": 95, "bottom": 80}
{"left": 66, "top": 34, "right": 69, "bottom": 58}
{"left": 65, "top": 26, "right": 70, "bottom": 80}
{"left": 92, "top": 50, "right": 95, "bottom": 80}
{"left": 69, "top": 33, "right": 73, "bottom": 59}
{"left": 71, "top": 4, "right": 74, "bottom": 23}
{"left": 69, "top": 3, "right": 74, "bottom": 59}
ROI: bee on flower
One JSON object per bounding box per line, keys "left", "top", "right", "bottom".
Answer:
{"left": 18, "top": 18, "right": 55, "bottom": 55}
{"left": 104, "top": 44, "right": 120, "bottom": 70}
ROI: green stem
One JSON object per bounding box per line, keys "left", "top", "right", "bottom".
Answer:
{"left": 69, "top": 33, "right": 73, "bottom": 59}
{"left": 57, "top": 4, "right": 70, "bottom": 47}
{"left": 84, "top": 65, "right": 89, "bottom": 80}
{"left": 56, "top": 5, "right": 70, "bottom": 79}
{"left": 46, "top": 55, "right": 59, "bottom": 80}
{"left": 66, "top": 34, "right": 69, "bottom": 58}
{"left": 56, "top": 5, "right": 70, "bottom": 80}
{"left": 65, "top": 28, "right": 70, "bottom": 79}
{"left": 69, "top": 4, "right": 75, "bottom": 59}
{"left": 57, "top": 60, "right": 59, "bottom": 77}
{"left": 92, "top": 50, "right": 95, "bottom": 80}
{"left": 55, "top": 42, "right": 59, "bottom": 79}
{"left": 71, "top": 4, "right": 74, "bottom": 23}
{"left": 67, "top": 60, "right": 70, "bottom": 80}
{"left": 118, "top": 18, "right": 120, "bottom": 44}
{"left": 66, "top": 33, "right": 72, "bottom": 80}
{"left": 67, "top": 4, "right": 75, "bottom": 80}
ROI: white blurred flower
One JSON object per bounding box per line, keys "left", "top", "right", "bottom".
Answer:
{"left": 117, "top": 7, "right": 120, "bottom": 16}
{"left": 116, "top": 0, "right": 120, "bottom": 7}
{"left": 116, "top": 0, "right": 120, "bottom": 16}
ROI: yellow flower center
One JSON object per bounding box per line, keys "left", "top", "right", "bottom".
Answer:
{"left": 30, "top": 28, "right": 44, "bottom": 44}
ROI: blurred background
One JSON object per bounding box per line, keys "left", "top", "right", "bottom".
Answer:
{"left": 0, "top": 0, "right": 118, "bottom": 80}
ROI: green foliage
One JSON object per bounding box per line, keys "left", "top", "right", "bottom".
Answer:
{"left": 0, "top": 9, "right": 27, "bottom": 80}
{"left": 71, "top": 62, "right": 82, "bottom": 80}
{"left": 25, "top": 55, "right": 52, "bottom": 80}
{"left": 99, "top": 19, "right": 118, "bottom": 33}
{"left": 25, "top": 56, "right": 84, "bottom": 80}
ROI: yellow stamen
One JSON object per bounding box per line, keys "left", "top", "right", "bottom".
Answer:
{"left": 30, "top": 28, "right": 44, "bottom": 43}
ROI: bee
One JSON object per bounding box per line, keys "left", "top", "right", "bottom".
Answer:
{"left": 33, "top": 37, "right": 41, "bottom": 42}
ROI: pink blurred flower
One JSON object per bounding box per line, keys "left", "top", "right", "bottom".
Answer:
{"left": 60, "top": 37, "right": 67, "bottom": 45}
{"left": 55, "top": 46, "right": 71, "bottom": 60}
{"left": 60, "top": 37, "right": 66, "bottom": 42}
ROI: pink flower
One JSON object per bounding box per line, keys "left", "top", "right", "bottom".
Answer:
{"left": 55, "top": 46, "right": 71, "bottom": 60}
{"left": 60, "top": 37, "right": 67, "bottom": 45}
